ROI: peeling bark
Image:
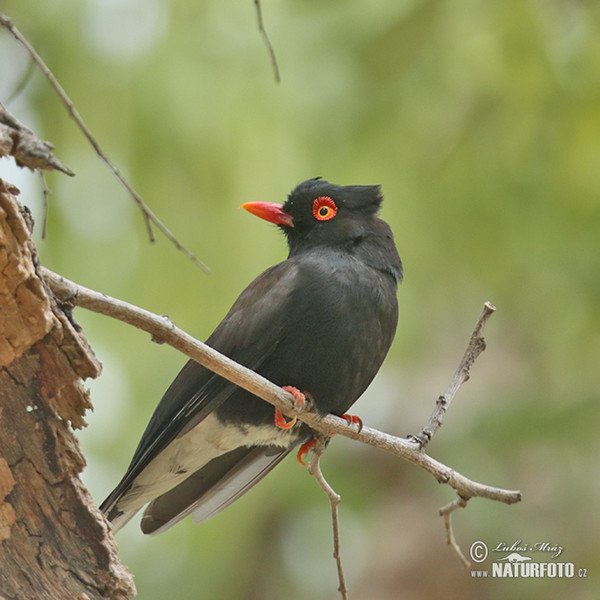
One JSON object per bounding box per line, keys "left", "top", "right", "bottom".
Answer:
{"left": 0, "top": 179, "right": 135, "bottom": 599}
{"left": 0, "top": 103, "right": 73, "bottom": 175}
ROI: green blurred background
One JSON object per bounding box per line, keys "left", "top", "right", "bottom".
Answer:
{"left": 1, "top": 0, "right": 598, "bottom": 598}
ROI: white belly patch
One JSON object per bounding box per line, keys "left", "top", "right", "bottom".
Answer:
{"left": 120, "top": 413, "right": 297, "bottom": 512}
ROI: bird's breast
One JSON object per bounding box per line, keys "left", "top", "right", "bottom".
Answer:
{"left": 262, "top": 254, "right": 398, "bottom": 414}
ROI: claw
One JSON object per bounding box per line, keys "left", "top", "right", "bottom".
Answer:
{"left": 282, "top": 385, "right": 306, "bottom": 409}
{"left": 275, "top": 386, "right": 306, "bottom": 430}
{"left": 294, "top": 412, "right": 364, "bottom": 467}
{"left": 296, "top": 438, "right": 316, "bottom": 466}
{"left": 341, "top": 413, "right": 363, "bottom": 433}
{"left": 275, "top": 409, "right": 297, "bottom": 429}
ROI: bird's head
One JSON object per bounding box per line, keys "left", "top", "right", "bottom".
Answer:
{"left": 242, "top": 178, "right": 387, "bottom": 256}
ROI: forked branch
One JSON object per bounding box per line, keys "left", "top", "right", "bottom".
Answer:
{"left": 40, "top": 267, "right": 520, "bottom": 507}
{"left": 40, "top": 267, "right": 521, "bottom": 594}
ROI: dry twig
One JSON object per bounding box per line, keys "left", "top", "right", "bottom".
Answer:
{"left": 38, "top": 170, "right": 49, "bottom": 238}
{"left": 308, "top": 436, "right": 348, "bottom": 599}
{"left": 40, "top": 267, "right": 521, "bottom": 583}
{"left": 40, "top": 267, "right": 520, "bottom": 503}
{"left": 0, "top": 13, "right": 209, "bottom": 271}
{"left": 253, "top": 0, "right": 281, "bottom": 82}
{"left": 303, "top": 302, "right": 501, "bottom": 576}
{"left": 411, "top": 301, "right": 496, "bottom": 448}
{"left": 41, "top": 267, "right": 521, "bottom": 524}
{"left": 439, "top": 497, "right": 470, "bottom": 568}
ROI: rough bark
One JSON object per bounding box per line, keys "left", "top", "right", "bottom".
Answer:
{"left": 0, "top": 179, "right": 135, "bottom": 599}
{"left": 0, "top": 103, "right": 73, "bottom": 175}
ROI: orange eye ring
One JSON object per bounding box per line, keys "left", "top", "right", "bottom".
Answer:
{"left": 312, "top": 196, "right": 338, "bottom": 221}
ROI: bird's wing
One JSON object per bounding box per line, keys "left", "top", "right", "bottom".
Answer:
{"left": 100, "top": 261, "right": 301, "bottom": 517}
{"left": 99, "top": 368, "right": 233, "bottom": 518}
{"left": 140, "top": 445, "right": 293, "bottom": 535}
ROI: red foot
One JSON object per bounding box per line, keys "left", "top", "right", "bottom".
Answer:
{"left": 295, "top": 413, "right": 364, "bottom": 467}
{"left": 275, "top": 386, "right": 305, "bottom": 430}
{"left": 341, "top": 413, "right": 363, "bottom": 433}
{"left": 296, "top": 438, "right": 316, "bottom": 466}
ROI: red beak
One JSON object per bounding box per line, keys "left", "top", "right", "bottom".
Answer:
{"left": 241, "top": 202, "right": 294, "bottom": 227}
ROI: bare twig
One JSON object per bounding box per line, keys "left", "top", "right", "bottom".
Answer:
{"left": 41, "top": 266, "right": 299, "bottom": 419}
{"left": 0, "top": 13, "right": 209, "bottom": 272}
{"left": 309, "top": 436, "right": 348, "bottom": 599}
{"left": 411, "top": 301, "right": 496, "bottom": 448}
{"left": 41, "top": 266, "right": 521, "bottom": 591}
{"left": 40, "top": 267, "right": 521, "bottom": 511}
{"left": 253, "top": 0, "right": 281, "bottom": 83}
{"left": 38, "top": 170, "right": 49, "bottom": 239}
{"left": 439, "top": 497, "right": 470, "bottom": 568}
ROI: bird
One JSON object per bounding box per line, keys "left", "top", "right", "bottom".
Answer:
{"left": 100, "top": 178, "right": 403, "bottom": 535}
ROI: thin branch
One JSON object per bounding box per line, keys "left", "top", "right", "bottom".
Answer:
{"left": 38, "top": 170, "right": 49, "bottom": 239}
{"left": 253, "top": 0, "right": 281, "bottom": 83}
{"left": 40, "top": 267, "right": 522, "bottom": 512}
{"left": 410, "top": 301, "right": 496, "bottom": 448}
{"left": 439, "top": 497, "right": 470, "bottom": 568}
{"left": 0, "top": 13, "right": 209, "bottom": 272}
{"left": 309, "top": 436, "right": 347, "bottom": 600}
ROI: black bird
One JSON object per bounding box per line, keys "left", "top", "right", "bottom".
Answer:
{"left": 101, "top": 178, "right": 402, "bottom": 535}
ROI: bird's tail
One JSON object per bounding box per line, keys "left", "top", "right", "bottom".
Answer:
{"left": 100, "top": 487, "right": 143, "bottom": 534}
{"left": 105, "top": 507, "right": 141, "bottom": 533}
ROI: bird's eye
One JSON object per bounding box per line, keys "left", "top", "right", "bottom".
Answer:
{"left": 312, "top": 196, "right": 338, "bottom": 221}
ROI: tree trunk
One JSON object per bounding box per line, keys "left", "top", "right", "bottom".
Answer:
{"left": 0, "top": 179, "right": 135, "bottom": 599}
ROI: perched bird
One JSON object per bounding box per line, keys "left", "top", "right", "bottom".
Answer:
{"left": 101, "top": 178, "right": 403, "bottom": 535}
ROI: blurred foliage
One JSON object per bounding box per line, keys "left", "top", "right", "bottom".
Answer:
{"left": 1, "top": 0, "right": 599, "bottom": 598}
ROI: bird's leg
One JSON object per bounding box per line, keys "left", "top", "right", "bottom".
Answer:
{"left": 275, "top": 386, "right": 306, "bottom": 429}
{"left": 297, "top": 438, "right": 316, "bottom": 466}
{"left": 296, "top": 413, "right": 364, "bottom": 466}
